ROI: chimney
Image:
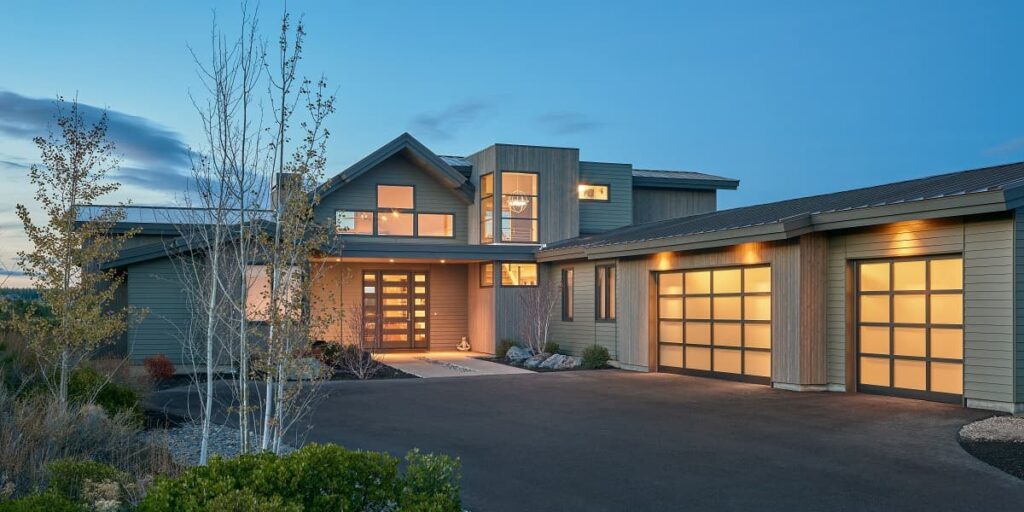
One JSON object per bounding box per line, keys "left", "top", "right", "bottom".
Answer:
{"left": 271, "top": 171, "right": 302, "bottom": 210}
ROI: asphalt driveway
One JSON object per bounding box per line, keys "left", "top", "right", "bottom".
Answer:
{"left": 306, "top": 370, "right": 1024, "bottom": 512}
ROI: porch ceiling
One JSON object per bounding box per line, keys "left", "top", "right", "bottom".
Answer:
{"left": 326, "top": 240, "right": 537, "bottom": 262}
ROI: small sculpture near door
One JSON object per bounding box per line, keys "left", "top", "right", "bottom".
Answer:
{"left": 456, "top": 336, "right": 471, "bottom": 352}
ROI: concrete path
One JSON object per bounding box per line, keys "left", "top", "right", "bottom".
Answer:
{"left": 378, "top": 351, "right": 532, "bottom": 378}
{"left": 307, "top": 371, "right": 1024, "bottom": 512}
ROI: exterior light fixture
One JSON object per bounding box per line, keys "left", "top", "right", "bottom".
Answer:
{"left": 440, "top": 259, "right": 446, "bottom": 264}
{"left": 388, "top": 258, "right": 395, "bottom": 263}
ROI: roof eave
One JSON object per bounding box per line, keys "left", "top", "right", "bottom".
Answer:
{"left": 631, "top": 176, "right": 740, "bottom": 190}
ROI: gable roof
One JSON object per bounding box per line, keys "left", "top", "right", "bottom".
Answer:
{"left": 316, "top": 133, "right": 474, "bottom": 203}
{"left": 632, "top": 169, "right": 739, "bottom": 190}
{"left": 540, "top": 161, "right": 1024, "bottom": 260}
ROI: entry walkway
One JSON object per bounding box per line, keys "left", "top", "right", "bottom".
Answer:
{"left": 379, "top": 351, "right": 532, "bottom": 378}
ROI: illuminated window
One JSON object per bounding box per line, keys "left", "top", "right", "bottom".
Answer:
{"left": 480, "top": 262, "right": 493, "bottom": 287}
{"left": 656, "top": 265, "right": 772, "bottom": 380}
{"left": 577, "top": 184, "right": 609, "bottom": 201}
{"left": 377, "top": 185, "right": 414, "bottom": 209}
{"left": 377, "top": 210, "right": 414, "bottom": 236}
{"left": 245, "top": 265, "right": 301, "bottom": 321}
{"left": 480, "top": 173, "right": 494, "bottom": 244}
{"left": 856, "top": 256, "right": 964, "bottom": 398}
{"left": 418, "top": 213, "right": 454, "bottom": 237}
{"left": 562, "top": 268, "right": 574, "bottom": 321}
{"left": 500, "top": 172, "right": 538, "bottom": 243}
{"left": 501, "top": 263, "right": 537, "bottom": 287}
{"left": 596, "top": 264, "right": 616, "bottom": 321}
{"left": 335, "top": 210, "right": 373, "bottom": 235}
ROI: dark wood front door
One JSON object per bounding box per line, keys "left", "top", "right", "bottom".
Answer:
{"left": 362, "top": 271, "right": 429, "bottom": 350}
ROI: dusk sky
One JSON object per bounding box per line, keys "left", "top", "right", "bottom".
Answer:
{"left": 2, "top": 1, "right": 1023, "bottom": 286}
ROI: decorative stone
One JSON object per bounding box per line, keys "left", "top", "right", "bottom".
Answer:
{"left": 506, "top": 346, "right": 533, "bottom": 363}
{"left": 539, "top": 354, "right": 582, "bottom": 370}
{"left": 523, "top": 353, "right": 551, "bottom": 369}
{"left": 288, "top": 357, "right": 325, "bottom": 381}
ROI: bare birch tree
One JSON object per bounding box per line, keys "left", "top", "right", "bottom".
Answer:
{"left": 519, "top": 276, "right": 561, "bottom": 354}
{"left": 11, "top": 98, "right": 141, "bottom": 409}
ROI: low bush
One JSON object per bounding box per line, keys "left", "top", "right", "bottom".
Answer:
{"left": 582, "top": 345, "right": 611, "bottom": 369}
{"left": 139, "top": 443, "right": 460, "bottom": 512}
{"left": 0, "top": 492, "right": 84, "bottom": 512}
{"left": 542, "top": 341, "right": 561, "bottom": 355}
{"left": 143, "top": 355, "right": 175, "bottom": 383}
{"left": 497, "top": 338, "right": 520, "bottom": 358}
{"left": 47, "top": 458, "right": 130, "bottom": 505}
{"left": 68, "top": 367, "right": 141, "bottom": 423}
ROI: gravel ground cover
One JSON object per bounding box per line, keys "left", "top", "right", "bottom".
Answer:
{"left": 959, "top": 415, "right": 1024, "bottom": 480}
{"left": 144, "top": 422, "right": 294, "bottom": 466}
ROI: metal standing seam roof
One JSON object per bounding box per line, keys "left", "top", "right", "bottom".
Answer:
{"left": 543, "top": 161, "right": 1024, "bottom": 251}
{"left": 631, "top": 168, "right": 740, "bottom": 187}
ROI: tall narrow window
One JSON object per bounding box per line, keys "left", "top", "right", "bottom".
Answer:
{"left": 501, "top": 172, "right": 539, "bottom": 243}
{"left": 562, "top": 268, "right": 574, "bottom": 321}
{"left": 501, "top": 263, "right": 538, "bottom": 286}
{"left": 480, "top": 262, "right": 494, "bottom": 287}
{"left": 596, "top": 264, "right": 616, "bottom": 321}
{"left": 480, "top": 173, "right": 494, "bottom": 244}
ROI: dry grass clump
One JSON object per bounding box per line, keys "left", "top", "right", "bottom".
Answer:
{"left": 0, "top": 385, "right": 179, "bottom": 502}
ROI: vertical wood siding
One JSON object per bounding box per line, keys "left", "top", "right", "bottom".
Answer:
{"left": 824, "top": 215, "right": 1015, "bottom": 404}
{"left": 578, "top": 161, "right": 633, "bottom": 234}
{"left": 631, "top": 188, "right": 717, "bottom": 224}
{"left": 494, "top": 145, "right": 580, "bottom": 243}
{"left": 467, "top": 263, "right": 496, "bottom": 353}
{"left": 466, "top": 146, "right": 497, "bottom": 245}
{"left": 313, "top": 154, "right": 469, "bottom": 244}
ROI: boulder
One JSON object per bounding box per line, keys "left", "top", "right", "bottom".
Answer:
{"left": 540, "top": 354, "right": 582, "bottom": 370}
{"left": 505, "top": 345, "right": 533, "bottom": 363}
{"left": 288, "top": 357, "right": 325, "bottom": 381}
{"left": 523, "top": 353, "right": 551, "bottom": 369}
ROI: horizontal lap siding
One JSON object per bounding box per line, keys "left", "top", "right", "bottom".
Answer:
{"left": 314, "top": 154, "right": 469, "bottom": 244}
{"left": 547, "top": 261, "right": 618, "bottom": 359}
{"left": 578, "top": 162, "right": 633, "bottom": 234}
{"left": 126, "top": 258, "right": 190, "bottom": 365}
{"left": 467, "top": 263, "right": 495, "bottom": 354}
{"left": 825, "top": 215, "right": 1015, "bottom": 403}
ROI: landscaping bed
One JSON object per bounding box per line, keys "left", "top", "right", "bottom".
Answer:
{"left": 958, "top": 415, "right": 1024, "bottom": 479}
{"left": 491, "top": 343, "right": 613, "bottom": 372}
{"left": 330, "top": 362, "right": 416, "bottom": 380}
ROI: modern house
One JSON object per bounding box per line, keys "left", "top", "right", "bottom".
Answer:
{"left": 92, "top": 132, "right": 1024, "bottom": 413}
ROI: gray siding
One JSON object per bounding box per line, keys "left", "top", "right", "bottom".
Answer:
{"left": 314, "top": 153, "right": 469, "bottom": 244}
{"left": 126, "top": 257, "right": 190, "bottom": 365}
{"left": 466, "top": 146, "right": 497, "bottom": 245}
{"left": 546, "top": 260, "right": 618, "bottom": 360}
{"left": 631, "top": 188, "right": 717, "bottom": 224}
{"left": 1016, "top": 210, "right": 1024, "bottom": 403}
{"left": 578, "top": 161, "right": 633, "bottom": 234}
{"left": 825, "top": 215, "right": 1016, "bottom": 405}
{"left": 494, "top": 145, "right": 580, "bottom": 244}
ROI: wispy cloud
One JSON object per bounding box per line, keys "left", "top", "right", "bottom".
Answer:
{"left": 0, "top": 90, "right": 191, "bottom": 193}
{"left": 411, "top": 99, "right": 493, "bottom": 140}
{"left": 0, "top": 268, "right": 25, "bottom": 277}
{"left": 984, "top": 136, "right": 1024, "bottom": 156}
{"left": 534, "top": 111, "right": 601, "bottom": 135}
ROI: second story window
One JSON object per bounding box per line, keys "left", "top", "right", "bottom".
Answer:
{"left": 596, "top": 264, "right": 616, "bottom": 321}
{"left": 335, "top": 210, "right": 374, "bottom": 235}
{"left": 578, "top": 184, "right": 609, "bottom": 201}
{"left": 376, "top": 185, "right": 414, "bottom": 236}
{"left": 501, "top": 172, "right": 538, "bottom": 243}
{"left": 418, "top": 213, "right": 454, "bottom": 237}
{"left": 480, "top": 173, "right": 494, "bottom": 243}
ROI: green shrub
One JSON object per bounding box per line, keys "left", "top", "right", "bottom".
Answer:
{"left": 139, "top": 443, "right": 460, "bottom": 512}
{"left": 582, "top": 345, "right": 611, "bottom": 369}
{"left": 542, "top": 341, "right": 561, "bottom": 355}
{"left": 0, "top": 492, "right": 84, "bottom": 512}
{"left": 46, "top": 458, "right": 129, "bottom": 504}
{"left": 398, "top": 449, "right": 461, "bottom": 512}
{"left": 67, "top": 368, "right": 141, "bottom": 422}
{"left": 497, "top": 338, "right": 520, "bottom": 358}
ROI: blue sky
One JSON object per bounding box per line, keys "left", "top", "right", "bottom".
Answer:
{"left": 1, "top": 1, "right": 1023, "bottom": 284}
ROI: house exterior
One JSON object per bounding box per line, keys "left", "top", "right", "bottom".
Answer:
{"left": 93, "top": 132, "right": 1024, "bottom": 412}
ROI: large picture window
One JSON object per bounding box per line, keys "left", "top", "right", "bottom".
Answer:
{"left": 856, "top": 256, "right": 964, "bottom": 401}
{"left": 501, "top": 263, "right": 538, "bottom": 287}
{"left": 418, "top": 213, "right": 454, "bottom": 237}
{"left": 335, "top": 210, "right": 373, "bottom": 235}
{"left": 480, "top": 173, "right": 494, "bottom": 244}
{"left": 376, "top": 185, "right": 415, "bottom": 237}
{"left": 596, "top": 265, "right": 616, "bottom": 321}
{"left": 500, "top": 172, "right": 538, "bottom": 243}
{"left": 656, "top": 265, "right": 772, "bottom": 383}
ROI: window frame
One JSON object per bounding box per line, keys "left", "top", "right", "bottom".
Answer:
{"left": 561, "top": 268, "right": 574, "bottom": 321}
{"left": 334, "top": 209, "right": 375, "bottom": 235}
{"left": 654, "top": 264, "right": 772, "bottom": 384}
{"left": 416, "top": 212, "right": 456, "bottom": 238}
{"left": 376, "top": 184, "right": 416, "bottom": 210}
{"left": 499, "top": 171, "right": 540, "bottom": 244}
{"left": 595, "top": 264, "right": 616, "bottom": 322}
{"left": 480, "top": 173, "right": 494, "bottom": 244}
{"left": 854, "top": 254, "right": 964, "bottom": 403}
{"left": 577, "top": 183, "right": 610, "bottom": 202}
{"left": 500, "top": 262, "right": 538, "bottom": 287}
{"left": 479, "top": 262, "right": 494, "bottom": 288}
{"left": 374, "top": 184, "right": 416, "bottom": 237}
